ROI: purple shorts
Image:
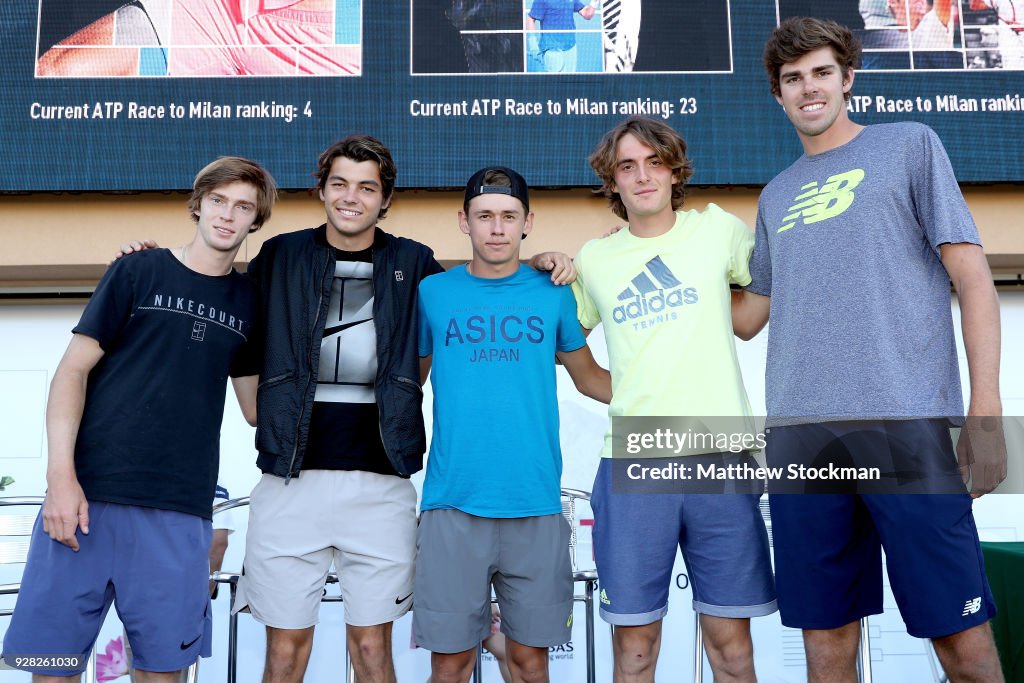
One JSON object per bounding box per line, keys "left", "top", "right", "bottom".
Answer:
{"left": 2, "top": 501, "right": 212, "bottom": 675}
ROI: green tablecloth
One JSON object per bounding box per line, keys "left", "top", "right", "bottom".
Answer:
{"left": 982, "top": 542, "right": 1024, "bottom": 683}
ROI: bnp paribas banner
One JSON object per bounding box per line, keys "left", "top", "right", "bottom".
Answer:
{"left": 1, "top": 0, "right": 1022, "bottom": 191}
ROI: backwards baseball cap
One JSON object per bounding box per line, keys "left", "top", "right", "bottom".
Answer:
{"left": 463, "top": 166, "right": 530, "bottom": 212}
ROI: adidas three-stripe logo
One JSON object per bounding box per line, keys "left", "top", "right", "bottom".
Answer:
{"left": 612, "top": 256, "right": 698, "bottom": 325}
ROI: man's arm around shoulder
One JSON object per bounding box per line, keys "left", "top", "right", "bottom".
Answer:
{"left": 529, "top": 252, "right": 577, "bottom": 285}
{"left": 44, "top": 334, "right": 105, "bottom": 550}
{"left": 109, "top": 239, "right": 158, "bottom": 265}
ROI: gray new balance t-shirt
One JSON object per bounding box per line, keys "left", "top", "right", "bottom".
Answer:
{"left": 747, "top": 122, "right": 980, "bottom": 424}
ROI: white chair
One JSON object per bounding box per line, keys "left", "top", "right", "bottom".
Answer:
{"left": 561, "top": 487, "right": 599, "bottom": 683}
{"left": 693, "top": 495, "right": 874, "bottom": 682}
{"left": 0, "top": 496, "right": 45, "bottom": 616}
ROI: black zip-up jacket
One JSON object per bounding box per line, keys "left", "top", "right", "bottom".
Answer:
{"left": 247, "top": 225, "right": 444, "bottom": 479}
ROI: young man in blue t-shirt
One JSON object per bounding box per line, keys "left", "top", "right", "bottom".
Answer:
{"left": 731, "top": 17, "right": 1007, "bottom": 683}
{"left": 414, "top": 167, "right": 611, "bottom": 683}
{"left": 2, "top": 157, "right": 274, "bottom": 681}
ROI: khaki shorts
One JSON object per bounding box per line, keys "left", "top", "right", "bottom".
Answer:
{"left": 234, "top": 470, "right": 417, "bottom": 629}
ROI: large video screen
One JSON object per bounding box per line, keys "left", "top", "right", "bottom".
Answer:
{"left": 2, "top": 0, "right": 1022, "bottom": 190}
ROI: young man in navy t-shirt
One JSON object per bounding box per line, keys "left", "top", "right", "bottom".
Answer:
{"left": 2, "top": 157, "right": 275, "bottom": 681}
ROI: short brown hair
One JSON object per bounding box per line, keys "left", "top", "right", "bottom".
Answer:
{"left": 588, "top": 116, "right": 693, "bottom": 221}
{"left": 314, "top": 134, "right": 397, "bottom": 219}
{"left": 764, "top": 17, "right": 861, "bottom": 101}
{"left": 189, "top": 157, "right": 277, "bottom": 232}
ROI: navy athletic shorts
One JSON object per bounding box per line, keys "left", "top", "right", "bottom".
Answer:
{"left": 766, "top": 419, "right": 996, "bottom": 638}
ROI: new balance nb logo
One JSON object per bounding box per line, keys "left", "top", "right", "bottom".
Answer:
{"left": 191, "top": 321, "right": 206, "bottom": 341}
{"left": 612, "top": 256, "right": 697, "bottom": 330}
{"left": 962, "top": 597, "right": 982, "bottom": 616}
{"left": 778, "top": 169, "right": 865, "bottom": 234}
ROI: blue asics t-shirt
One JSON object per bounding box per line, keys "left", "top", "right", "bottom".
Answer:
{"left": 418, "top": 264, "right": 585, "bottom": 518}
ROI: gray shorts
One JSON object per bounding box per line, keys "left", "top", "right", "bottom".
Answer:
{"left": 412, "top": 509, "right": 573, "bottom": 653}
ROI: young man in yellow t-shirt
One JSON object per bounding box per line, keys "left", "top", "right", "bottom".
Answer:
{"left": 569, "top": 116, "right": 776, "bottom": 683}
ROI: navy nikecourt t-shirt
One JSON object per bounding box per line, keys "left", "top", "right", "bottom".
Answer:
{"left": 73, "top": 249, "right": 260, "bottom": 519}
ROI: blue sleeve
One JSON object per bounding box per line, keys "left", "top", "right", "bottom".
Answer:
{"left": 214, "top": 482, "right": 230, "bottom": 502}
{"left": 574, "top": 1, "right": 586, "bottom": 11}
{"left": 746, "top": 198, "right": 773, "bottom": 297}
{"left": 72, "top": 256, "right": 137, "bottom": 350}
{"left": 418, "top": 283, "right": 433, "bottom": 358}
{"left": 529, "top": 0, "right": 547, "bottom": 21}
{"left": 556, "top": 286, "right": 586, "bottom": 353}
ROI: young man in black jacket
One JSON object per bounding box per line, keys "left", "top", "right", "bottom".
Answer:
{"left": 234, "top": 135, "right": 441, "bottom": 683}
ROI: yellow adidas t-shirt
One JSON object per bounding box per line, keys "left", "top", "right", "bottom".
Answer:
{"left": 572, "top": 204, "right": 755, "bottom": 458}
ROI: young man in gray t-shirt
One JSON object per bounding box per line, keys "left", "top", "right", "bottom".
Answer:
{"left": 731, "top": 16, "right": 1007, "bottom": 683}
